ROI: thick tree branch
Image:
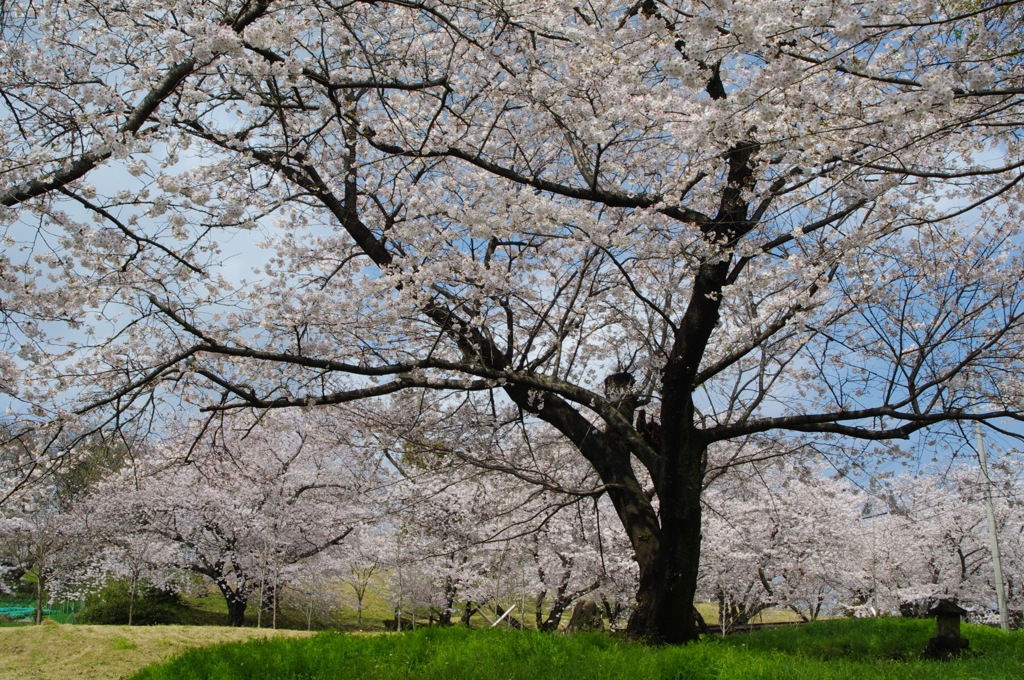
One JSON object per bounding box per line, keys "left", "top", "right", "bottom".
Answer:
{"left": 706, "top": 407, "right": 1022, "bottom": 442}
{"left": 361, "top": 133, "right": 714, "bottom": 228}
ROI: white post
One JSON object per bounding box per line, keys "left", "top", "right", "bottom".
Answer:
{"left": 975, "top": 417, "right": 1010, "bottom": 632}
{"left": 492, "top": 603, "right": 516, "bottom": 627}
{"left": 476, "top": 608, "right": 497, "bottom": 626}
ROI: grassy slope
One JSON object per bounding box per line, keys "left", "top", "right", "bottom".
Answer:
{"left": 126, "top": 619, "right": 1024, "bottom": 680}
{"left": 183, "top": 574, "right": 800, "bottom": 631}
{"left": 4, "top": 584, "right": 797, "bottom": 632}
{"left": 0, "top": 622, "right": 313, "bottom": 680}
{"left": 181, "top": 581, "right": 398, "bottom": 631}
{"left": 695, "top": 601, "right": 801, "bottom": 625}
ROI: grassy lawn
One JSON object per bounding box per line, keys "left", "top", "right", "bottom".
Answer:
{"left": 0, "top": 622, "right": 313, "bottom": 680}
{"left": 125, "top": 619, "right": 1023, "bottom": 680}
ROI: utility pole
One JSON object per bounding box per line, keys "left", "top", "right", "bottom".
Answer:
{"left": 974, "top": 417, "right": 1010, "bottom": 632}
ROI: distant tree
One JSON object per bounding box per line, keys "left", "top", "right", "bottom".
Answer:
{"left": 334, "top": 527, "right": 385, "bottom": 627}
{"left": 870, "top": 464, "right": 1024, "bottom": 617}
{"left": 0, "top": 502, "right": 80, "bottom": 623}
{"left": 51, "top": 435, "right": 132, "bottom": 509}
{"left": 82, "top": 410, "right": 382, "bottom": 626}
{"left": 701, "top": 461, "right": 865, "bottom": 628}
{"left": 280, "top": 553, "right": 347, "bottom": 631}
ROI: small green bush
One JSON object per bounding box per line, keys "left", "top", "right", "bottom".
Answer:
{"left": 78, "top": 580, "right": 191, "bottom": 626}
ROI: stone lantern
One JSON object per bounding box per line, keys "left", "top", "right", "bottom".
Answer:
{"left": 923, "top": 600, "right": 970, "bottom": 660}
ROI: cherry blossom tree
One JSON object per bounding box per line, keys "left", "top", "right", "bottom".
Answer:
{"left": 700, "top": 461, "right": 866, "bottom": 629}
{"left": 382, "top": 447, "right": 571, "bottom": 628}
{"left": 865, "top": 463, "right": 1024, "bottom": 617}
{"left": 1, "top": 0, "right": 1023, "bottom": 642}
{"left": 279, "top": 551, "right": 348, "bottom": 631}
{"left": 698, "top": 455, "right": 1024, "bottom": 626}
{"left": 0, "top": 434, "right": 137, "bottom": 621}
{"left": 0, "top": 501, "right": 82, "bottom": 623}
{"left": 333, "top": 526, "right": 386, "bottom": 627}
{"left": 79, "top": 410, "right": 383, "bottom": 625}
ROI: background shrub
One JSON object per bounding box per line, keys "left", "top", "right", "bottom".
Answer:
{"left": 78, "top": 581, "right": 191, "bottom": 625}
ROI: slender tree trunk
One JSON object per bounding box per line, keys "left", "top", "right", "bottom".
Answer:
{"left": 533, "top": 562, "right": 600, "bottom": 632}
{"left": 272, "top": 567, "right": 279, "bottom": 630}
{"left": 128, "top": 572, "right": 137, "bottom": 627}
{"left": 437, "top": 575, "right": 456, "bottom": 626}
{"left": 34, "top": 572, "right": 43, "bottom": 626}
{"left": 538, "top": 599, "right": 569, "bottom": 632}
{"left": 460, "top": 601, "right": 477, "bottom": 627}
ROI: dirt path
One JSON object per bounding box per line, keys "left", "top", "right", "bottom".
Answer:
{"left": 0, "top": 622, "right": 314, "bottom": 680}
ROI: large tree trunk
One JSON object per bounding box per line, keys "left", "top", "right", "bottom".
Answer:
{"left": 624, "top": 446, "right": 705, "bottom": 644}
{"left": 626, "top": 537, "right": 702, "bottom": 643}
{"left": 502, "top": 380, "right": 707, "bottom": 644}
{"left": 210, "top": 575, "right": 249, "bottom": 627}
{"left": 616, "top": 248, "right": 729, "bottom": 642}
{"left": 226, "top": 597, "right": 248, "bottom": 627}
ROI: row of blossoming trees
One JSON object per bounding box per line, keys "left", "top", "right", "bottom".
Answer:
{"left": 2, "top": 407, "right": 1022, "bottom": 629}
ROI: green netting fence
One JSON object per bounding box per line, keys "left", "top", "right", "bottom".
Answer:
{"left": 0, "top": 598, "right": 84, "bottom": 623}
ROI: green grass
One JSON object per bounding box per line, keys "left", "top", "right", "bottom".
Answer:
{"left": 126, "top": 618, "right": 1024, "bottom": 680}
{"left": 110, "top": 635, "right": 140, "bottom": 650}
